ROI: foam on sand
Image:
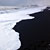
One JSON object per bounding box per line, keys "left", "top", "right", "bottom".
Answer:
{"left": 0, "top": 6, "right": 46, "bottom": 50}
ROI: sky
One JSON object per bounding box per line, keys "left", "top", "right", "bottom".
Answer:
{"left": 0, "top": 0, "right": 27, "bottom": 6}
{"left": 0, "top": 0, "right": 50, "bottom": 6}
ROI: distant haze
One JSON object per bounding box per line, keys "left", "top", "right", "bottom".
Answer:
{"left": 0, "top": 0, "right": 50, "bottom": 6}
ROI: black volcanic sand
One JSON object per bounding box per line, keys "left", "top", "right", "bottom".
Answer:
{"left": 13, "top": 7, "right": 50, "bottom": 50}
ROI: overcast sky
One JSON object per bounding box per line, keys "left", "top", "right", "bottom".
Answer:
{"left": 0, "top": 0, "right": 50, "bottom": 6}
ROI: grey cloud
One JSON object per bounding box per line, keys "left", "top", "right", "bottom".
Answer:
{"left": 0, "top": 0, "right": 28, "bottom": 6}
{"left": 0, "top": 0, "right": 50, "bottom": 6}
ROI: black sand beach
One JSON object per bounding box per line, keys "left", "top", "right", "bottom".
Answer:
{"left": 13, "top": 7, "right": 50, "bottom": 50}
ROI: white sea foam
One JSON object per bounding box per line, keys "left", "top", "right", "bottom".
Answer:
{"left": 0, "top": 6, "right": 46, "bottom": 50}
